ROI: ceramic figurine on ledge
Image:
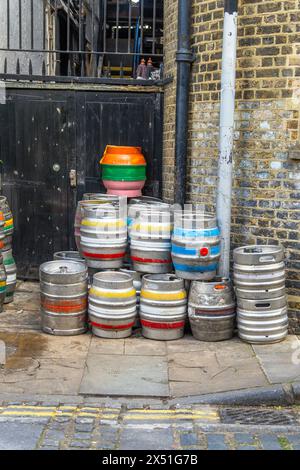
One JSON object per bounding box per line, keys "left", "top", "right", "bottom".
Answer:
{"left": 146, "top": 57, "right": 155, "bottom": 79}
{"left": 136, "top": 58, "right": 147, "bottom": 80}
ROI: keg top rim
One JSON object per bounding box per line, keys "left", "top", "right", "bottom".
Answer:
{"left": 93, "top": 271, "right": 133, "bottom": 283}
{"left": 83, "top": 193, "right": 120, "bottom": 200}
{"left": 143, "top": 273, "right": 181, "bottom": 283}
{"left": 174, "top": 211, "right": 216, "bottom": 220}
{"left": 234, "top": 244, "right": 283, "bottom": 255}
{"left": 53, "top": 251, "right": 84, "bottom": 260}
{"left": 40, "top": 260, "right": 86, "bottom": 275}
{"left": 79, "top": 199, "right": 119, "bottom": 208}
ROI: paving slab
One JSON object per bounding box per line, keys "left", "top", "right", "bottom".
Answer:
{"left": 124, "top": 337, "right": 167, "bottom": 356}
{"left": 252, "top": 335, "right": 300, "bottom": 355}
{"left": 253, "top": 336, "right": 300, "bottom": 384}
{"left": 0, "top": 309, "right": 41, "bottom": 330}
{"left": 169, "top": 355, "right": 268, "bottom": 398}
{"left": 4, "top": 291, "right": 40, "bottom": 312}
{"left": 0, "top": 356, "right": 85, "bottom": 395}
{"left": 89, "top": 337, "right": 125, "bottom": 355}
{"left": 167, "top": 336, "right": 254, "bottom": 358}
{"left": 80, "top": 354, "right": 169, "bottom": 397}
{"left": 0, "top": 330, "right": 91, "bottom": 359}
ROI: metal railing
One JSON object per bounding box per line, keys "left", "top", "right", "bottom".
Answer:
{"left": 0, "top": 0, "right": 164, "bottom": 81}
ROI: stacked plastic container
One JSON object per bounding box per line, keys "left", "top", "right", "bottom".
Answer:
{"left": 233, "top": 245, "right": 288, "bottom": 344}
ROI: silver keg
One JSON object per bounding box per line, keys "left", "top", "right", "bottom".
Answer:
{"left": 130, "top": 208, "right": 173, "bottom": 273}
{"left": 171, "top": 212, "right": 221, "bottom": 280}
{"left": 237, "top": 296, "right": 288, "bottom": 344}
{"left": 80, "top": 204, "right": 127, "bottom": 269}
{"left": 188, "top": 278, "right": 236, "bottom": 341}
{"left": 53, "top": 251, "right": 87, "bottom": 265}
{"left": 40, "top": 260, "right": 88, "bottom": 336}
{"left": 140, "top": 274, "right": 187, "bottom": 340}
{"left": 233, "top": 245, "right": 286, "bottom": 299}
{"left": 120, "top": 268, "right": 142, "bottom": 327}
{"left": 74, "top": 196, "right": 120, "bottom": 251}
{"left": 88, "top": 271, "right": 137, "bottom": 339}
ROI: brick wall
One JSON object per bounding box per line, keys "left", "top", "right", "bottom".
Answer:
{"left": 163, "top": 0, "right": 300, "bottom": 333}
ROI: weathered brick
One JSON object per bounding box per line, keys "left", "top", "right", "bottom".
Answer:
{"left": 163, "top": 0, "right": 300, "bottom": 331}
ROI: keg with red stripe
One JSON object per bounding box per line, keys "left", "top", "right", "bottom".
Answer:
{"left": 130, "top": 208, "right": 173, "bottom": 274}
{"left": 40, "top": 260, "right": 88, "bottom": 336}
{"left": 80, "top": 203, "right": 127, "bottom": 269}
{"left": 120, "top": 268, "right": 142, "bottom": 328}
{"left": 88, "top": 271, "right": 137, "bottom": 338}
{"left": 188, "top": 278, "right": 236, "bottom": 341}
{"left": 74, "top": 194, "right": 120, "bottom": 251}
{"left": 140, "top": 274, "right": 187, "bottom": 340}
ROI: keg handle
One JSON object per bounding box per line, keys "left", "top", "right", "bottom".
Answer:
{"left": 259, "top": 255, "right": 276, "bottom": 263}
{"left": 59, "top": 266, "right": 69, "bottom": 274}
{"left": 255, "top": 302, "right": 271, "bottom": 309}
{"left": 244, "top": 247, "right": 262, "bottom": 254}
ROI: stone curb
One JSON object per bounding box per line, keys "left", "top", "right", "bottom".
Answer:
{"left": 0, "top": 382, "right": 299, "bottom": 408}
{"left": 170, "top": 382, "right": 300, "bottom": 406}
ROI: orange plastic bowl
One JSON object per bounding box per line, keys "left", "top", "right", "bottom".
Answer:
{"left": 100, "top": 145, "right": 146, "bottom": 166}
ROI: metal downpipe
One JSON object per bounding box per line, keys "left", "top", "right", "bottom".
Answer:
{"left": 174, "top": 0, "right": 194, "bottom": 207}
{"left": 216, "top": 0, "right": 238, "bottom": 278}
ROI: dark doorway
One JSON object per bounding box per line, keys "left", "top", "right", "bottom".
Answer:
{"left": 0, "top": 86, "right": 163, "bottom": 279}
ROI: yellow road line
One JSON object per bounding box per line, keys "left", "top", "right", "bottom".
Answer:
{"left": 0, "top": 406, "right": 219, "bottom": 421}
{"left": 126, "top": 409, "right": 218, "bottom": 415}
{"left": 124, "top": 414, "right": 219, "bottom": 421}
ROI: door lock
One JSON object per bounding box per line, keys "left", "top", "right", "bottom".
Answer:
{"left": 69, "top": 169, "right": 77, "bottom": 187}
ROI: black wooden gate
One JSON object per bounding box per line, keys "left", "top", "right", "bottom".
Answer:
{"left": 0, "top": 85, "right": 163, "bottom": 279}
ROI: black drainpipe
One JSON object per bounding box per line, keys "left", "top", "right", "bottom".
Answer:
{"left": 174, "top": 0, "right": 194, "bottom": 206}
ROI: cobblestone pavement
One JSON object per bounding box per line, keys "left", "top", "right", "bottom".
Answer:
{"left": 0, "top": 403, "right": 299, "bottom": 450}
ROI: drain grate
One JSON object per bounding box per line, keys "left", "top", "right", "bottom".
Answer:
{"left": 220, "top": 407, "right": 298, "bottom": 426}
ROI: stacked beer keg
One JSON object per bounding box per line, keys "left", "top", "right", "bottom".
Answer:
{"left": 188, "top": 278, "right": 236, "bottom": 342}
{"left": 40, "top": 260, "right": 88, "bottom": 335}
{"left": 233, "top": 245, "right": 288, "bottom": 344}
{"left": 0, "top": 196, "right": 16, "bottom": 304}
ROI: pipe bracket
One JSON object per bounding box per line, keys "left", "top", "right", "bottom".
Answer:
{"left": 176, "top": 50, "right": 195, "bottom": 64}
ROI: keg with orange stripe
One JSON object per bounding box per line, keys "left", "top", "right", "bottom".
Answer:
{"left": 80, "top": 204, "right": 127, "bottom": 269}
{"left": 40, "top": 260, "right": 88, "bottom": 336}
{"left": 140, "top": 274, "right": 187, "bottom": 340}
{"left": 88, "top": 271, "right": 137, "bottom": 338}
{"left": 188, "top": 278, "right": 236, "bottom": 342}
{"left": 130, "top": 208, "right": 173, "bottom": 274}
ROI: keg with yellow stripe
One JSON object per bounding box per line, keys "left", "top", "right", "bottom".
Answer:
{"left": 130, "top": 208, "right": 173, "bottom": 273}
{"left": 40, "top": 260, "right": 88, "bottom": 336}
{"left": 74, "top": 194, "right": 120, "bottom": 251}
{"left": 140, "top": 274, "right": 187, "bottom": 340}
{"left": 88, "top": 271, "right": 137, "bottom": 338}
{"left": 80, "top": 203, "right": 127, "bottom": 269}
{"left": 120, "top": 268, "right": 142, "bottom": 327}
{"left": 2, "top": 249, "right": 16, "bottom": 303}
{"left": 0, "top": 254, "right": 7, "bottom": 312}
